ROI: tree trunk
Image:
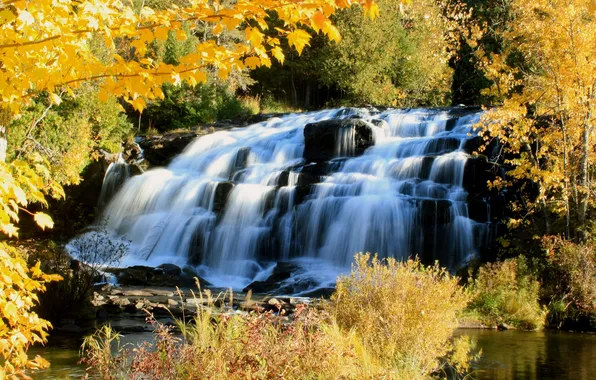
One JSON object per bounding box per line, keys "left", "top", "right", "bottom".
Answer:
{"left": 578, "top": 123, "right": 590, "bottom": 233}
{"left": 290, "top": 67, "right": 298, "bottom": 108}
{"left": 0, "top": 126, "right": 6, "bottom": 163}
{"left": 304, "top": 80, "right": 311, "bottom": 109}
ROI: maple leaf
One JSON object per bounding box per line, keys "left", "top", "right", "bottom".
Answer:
{"left": 288, "top": 29, "right": 311, "bottom": 55}
{"left": 33, "top": 213, "right": 54, "bottom": 231}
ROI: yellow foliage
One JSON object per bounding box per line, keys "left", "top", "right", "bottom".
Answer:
{"left": 475, "top": 0, "right": 596, "bottom": 234}
{"left": 332, "top": 253, "right": 471, "bottom": 375}
{"left": 0, "top": 242, "right": 62, "bottom": 379}
{"left": 0, "top": 0, "right": 381, "bottom": 118}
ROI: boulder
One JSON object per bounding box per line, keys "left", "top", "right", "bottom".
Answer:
{"left": 303, "top": 119, "right": 375, "bottom": 162}
{"left": 243, "top": 262, "right": 300, "bottom": 293}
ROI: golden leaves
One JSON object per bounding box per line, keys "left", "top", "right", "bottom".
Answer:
{"left": 0, "top": 243, "right": 61, "bottom": 376}
{"left": 288, "top": 29, "right": 311, "bottom": 55}
{"left": 0, "top": 0, "right": 379, "bottom": 120}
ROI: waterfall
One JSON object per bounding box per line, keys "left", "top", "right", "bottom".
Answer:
{"left": 70, "top": 107, "right": 496, "bottom": 292}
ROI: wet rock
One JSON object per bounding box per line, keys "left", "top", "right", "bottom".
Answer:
{"left": 243, "top": 262, "right": 300, "bottom": 293}
{"left": 419, "top": 199, "right": 452, "bottom": 226}
{"left": 370, "top": 119, "right": 390, "bottom": 129}
{"left": 105, "top": 264, "right": 210, "bottom": 288}
{"left": 213, "top": 182, "right": 234, "bottom": 213}
{"left": 303, "top": 119, "right": 375, "bottom": 162}
{"left": 299, "top": 287, "right": 335, "bottom": 298}
{"left": 463, "top": 158, "right": 500, "bottom": 194}
{"left": 122, "top": 289, "right": 154, "bottom": 297}
{"left": 230, "top": 147, "right": 251, "bottom": 179}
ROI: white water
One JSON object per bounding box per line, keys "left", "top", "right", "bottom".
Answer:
{"left": 70, "top": 108, "right": 491, "bottom": 292}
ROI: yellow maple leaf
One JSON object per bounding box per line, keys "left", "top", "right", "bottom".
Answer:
{"left": 245, "top": 27, "right": 264, "bottom": 47}
{"left": 33, "top": 213, "right": 54, "bottom": 231}
{"left": 287, "top": 29, "right": 311, "bottom": 55}
{"left": 271, "top": 46, "right": 285, "bottom": 64}
{"left": 244, "top": 56, "right": 262, "bottom": 69}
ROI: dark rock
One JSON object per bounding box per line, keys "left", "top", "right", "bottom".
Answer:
{"left": 463, "top": 158, "right": 500, "bottom": 194}
{"left": 230, "top": 147, "right": 251, "bottom": 179}
{"left": 444, "top": 118, "right": 459, "bottom": 131}
{"left": 425, "top": 137, "right": 461, "bottom": 155}
{"left": 139, "top": 132, "right": 198, "bottom": 167}
{"left": 105, "top": 264, "right": 210, "bottom": 288}
{"left": 467, "top": 198, "right": 490, "bottom": 223}
{"left": 299, "top": 287, "right": 335, "bottom": 298}
{"left": 370, "top": 119, "right": 389, "bottom": 129}
{"left": 243, "top": 262, "right": 300, "bottom": 293}
{"left": 213, "top": 181, "right": 234, "bottom": 213}
{"left": 294, "top": 185, "right": 313, "bottom": 205}
{"left": 419, "top": 199, "right": 452, "bottom": 226}
{"left": 303, "top": 119, "right": 375, "bottom": 162}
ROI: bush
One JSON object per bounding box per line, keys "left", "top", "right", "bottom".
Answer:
{"left": 81, "top": 254, "right": 476, "bottom": 379}
{"left": 542, "top": 236, "right": 596, "bottom": 330}
{"left": 332, "top": 253, "right": 471, "bottom": 376}
{"left": 468, "top": 257, "right": 546, "bottom": 330}
{"left": 35, "top": 228, "right": 129, "bottom": 322}
{"left": 142, "top": 82, "right": 256, "bottom": 132}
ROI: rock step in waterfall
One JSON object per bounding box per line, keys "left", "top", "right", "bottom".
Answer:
{"left": 69, "top": 107, "right": 504, "bottom": 295}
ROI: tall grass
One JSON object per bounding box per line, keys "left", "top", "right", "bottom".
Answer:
{"left": 81, "top": 254, "right": 475, "bottom": 379}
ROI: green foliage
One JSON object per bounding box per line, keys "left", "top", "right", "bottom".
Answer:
{"left": 7, "top": 86, "right": 132, "bottom": 186}
{"left": 469, "top": 257, "right": 546, "bottom": 330}
{"left": 541, "top": 236, "right": 596, "bottom": 330}
{"left": 142, "top": 81, "right": 255, "bottom": 131}
{"left": 322, "top": 0, "right": 453, "bottom": 106}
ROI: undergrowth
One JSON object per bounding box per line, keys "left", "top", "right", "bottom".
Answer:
{"left": 81, "top": 254, "right": 477, "bottom": 379}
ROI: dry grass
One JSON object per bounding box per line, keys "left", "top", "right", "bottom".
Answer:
{"left": 81, "top": 254, "right": 475, "bottom": 379}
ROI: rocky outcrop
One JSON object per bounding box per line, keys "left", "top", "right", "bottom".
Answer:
{"left": 105, "top": 264, "right": 210, "bottom": 288}
{"left": 303, "top": 119, "right": 375, "bottom": 162}
{"left": 139, "top": 132, "right": 199, "bottom": 167}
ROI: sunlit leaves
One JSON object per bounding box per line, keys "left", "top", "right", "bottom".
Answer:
{"left": 0, "top": 0, "right": 380, "bottom": 119}
{"left": 287, "top": 29, "right": 311, "bottom": 55}
{"left": 0, "top": 243, "right": 62, "bottom": 377}
{"left": 475, "top": 0, "right": 596, "bottom": 233}
{"left": 33, "top": 212, "right": 53, "bottom": 231}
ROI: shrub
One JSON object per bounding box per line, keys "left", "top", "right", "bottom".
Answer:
{"left": 36, "top": 228, "right": 129, "bottom": 322}
{"left": 81, "top": 255, "right": 476, "bottom": 379}
{"left": 332, "top": 253, "right": 471, "bottom": 376}
{"left": 542, "top": 236, "right": 596, "bottom": 329}
{"left": 142, "top": 82, "right": 256, "bottom": 132}
{"left": 469, "top": 257, "right": 546, "bottom": 330}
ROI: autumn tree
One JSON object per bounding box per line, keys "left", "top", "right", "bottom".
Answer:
{"left": 0, "top": 0, "right": 381, "bottom": 374}
{"left": 476, "top": 0, "right": 596, "bottom": 238}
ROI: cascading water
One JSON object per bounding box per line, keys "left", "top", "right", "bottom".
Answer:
{"left": 70, "top": 107, "right": 497, "bottom": 293}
